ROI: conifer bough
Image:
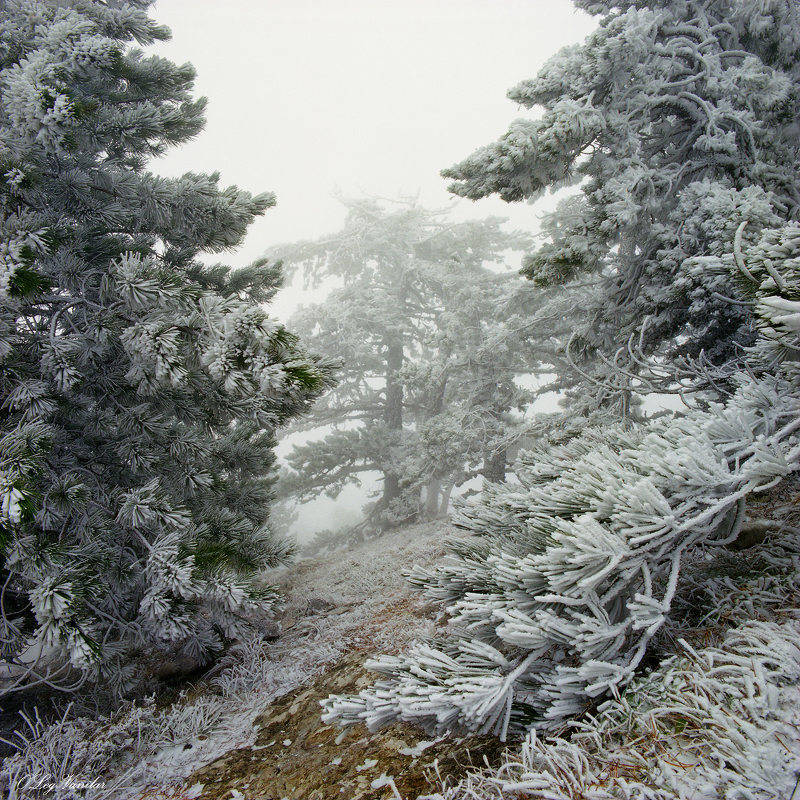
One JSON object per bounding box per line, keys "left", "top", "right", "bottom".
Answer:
{"left": 323, "top": 0, "right": 800, "bottom": 742}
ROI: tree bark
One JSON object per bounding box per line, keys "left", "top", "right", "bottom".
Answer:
{"left": 482, "top": 445, "right": 506, "bottom": 484}
{"left": 381, "top": 337, "right": 404, "bottom": 515}
{"left": 425, "top": 477, "right": 441, "bottom": 517}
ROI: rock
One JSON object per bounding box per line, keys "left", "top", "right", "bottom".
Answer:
{"left": 731, "top": 518, "right": 781, "bottom": 550}
{"left": 306, "top": 598, "right": 336, "bottom": 614}
{"left": 252, "top": 619, "right": 282, "bottom": 640}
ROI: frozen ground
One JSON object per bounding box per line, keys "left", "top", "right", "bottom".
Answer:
{"left": 2, "top": 520, "right": 453, "bottom": 799}
{"left": 131, "top": 519, "right": 456, "bottom": 797}
{"left": 3, "top": 518, "right": 800, "bottom": 800}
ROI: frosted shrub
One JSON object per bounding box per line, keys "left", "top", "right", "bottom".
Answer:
{"left": 324, "top": 378, "right": 800, "bottom": 739}
{"left": 1, "top": 702, "right": 144, "bottom": 799}
{"left": 422, "top": 613, "right": 800, "bottom": 799}
{"left": 0, "top": 689, "right": 234, "bottom": 799}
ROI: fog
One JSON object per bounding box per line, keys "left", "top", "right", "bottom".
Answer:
{"left": 150, "top": 0, "right": 595, "bottom": 271}
{"left": 150, "top": 1, "right": 597, "bottom": 539}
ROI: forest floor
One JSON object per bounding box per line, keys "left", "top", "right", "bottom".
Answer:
{"left": 127, "top": 501, "right": 800, "bottom": 800}
{"left": 131, "top": 519, "right": 509, "bottom": 800}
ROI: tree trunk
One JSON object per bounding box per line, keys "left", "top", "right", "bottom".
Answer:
{"left": 380, "top": 338, "right": 404, "bottom": 516}
{"left": 421, "top": 357, "right": 451, "bottom": 519}
{"left": 482, "top": 446, "right": 506, "bottom": 484}
{"left": 438, "top": 483, "right": 453, "bottom": 516}
{"left": 425, "top": 478, "right": 441, "bottom": 517}
{"left": 385, "top": 339, "right": 404, "bottom": 432}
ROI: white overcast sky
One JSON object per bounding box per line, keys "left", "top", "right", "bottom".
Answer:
{"left": 150, "top": 0, "right": 596, "bottom": 275}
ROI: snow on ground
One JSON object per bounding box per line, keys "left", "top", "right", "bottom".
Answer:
{"left": 128, "top": 520, "right": 452, "bottom": 796}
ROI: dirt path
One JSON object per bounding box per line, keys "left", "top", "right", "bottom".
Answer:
{"left": 136, "top": 522, "right": 506, "bottom": 800}
{"left": 185, "top": 618, "right": 505, "bottom": 800}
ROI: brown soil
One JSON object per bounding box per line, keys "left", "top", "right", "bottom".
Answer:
{"left": 177, "top": 650, "right": 506, "bottom": 800}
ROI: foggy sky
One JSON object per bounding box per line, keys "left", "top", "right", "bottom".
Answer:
{"left": 151, "top": 1, "right": 596, "bottom": 284}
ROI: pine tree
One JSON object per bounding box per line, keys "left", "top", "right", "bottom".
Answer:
{"left": 277, "top": 199, "right": 537, "bottom": 528}
{"left": 0, "top": 0, "right": 329, "bottom": 695}
{"left": 443, "top": 0, "right": 799, "bottom": 414}
{"left": 323, "top": 226, "right": 800, "bottom": 740}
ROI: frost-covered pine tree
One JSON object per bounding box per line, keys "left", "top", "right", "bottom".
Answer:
{"left": 324, "top": 224, "right": 800, "bottom": 742}
{"left": 0, "top": 0, "right": 329, "bottom": 695}
{"left": 443, "top": 0, "right": 800, "bottom": 414}
{"left": 323, "top": 0, "right": 800, "bottom": 742}
{"left": 277, "top": 199, "right": 537, "bottom": 527}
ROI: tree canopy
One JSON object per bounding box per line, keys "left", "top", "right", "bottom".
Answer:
{"left": 277, "top": 198, "right": 540, "bottom": 529}
{"left": 443, "top": 0, "right": 799, "bottom": 415}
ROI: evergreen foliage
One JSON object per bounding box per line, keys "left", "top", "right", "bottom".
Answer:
{"left": 443, "top": 0, "right": 800, "bottom": 413}
{"left": 427, "top": 616, "right": 800, "bottom": 798}
{"left": 278, "top": 199, "right": 539, "bottom": 527}
{"left": 324, "top": 367, "right": 799, "bottom": 738}
{"left": 0, "top": 0, "right": 329, "bottom": 695}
